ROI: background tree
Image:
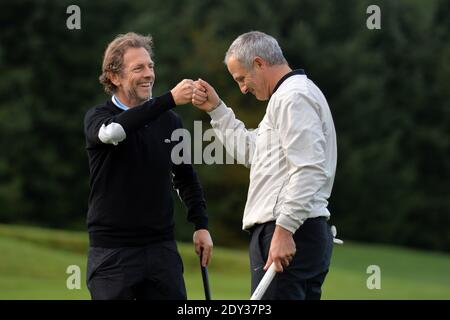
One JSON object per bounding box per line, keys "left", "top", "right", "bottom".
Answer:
{"left": 0, "top": 0, "right": 448, "bottom": 251}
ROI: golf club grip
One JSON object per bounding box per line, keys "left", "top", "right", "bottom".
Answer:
{"left": 250, "top": 263, "right": 276, "bottom": 300}
{"left": 200, "top": 250, "right": 211, "bottom": 300}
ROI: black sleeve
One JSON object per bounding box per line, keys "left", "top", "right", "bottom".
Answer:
{"left": 84, "top": 106, "right": 112, "bottom": 146}
{"left": 171, "top": 116, "right": 209, "bottom": 231}
{"left": 115, "top": 92, "right": 175, "bottom": 133}
{"left": 84, "top": 92, "right": 176, "bottom": 146}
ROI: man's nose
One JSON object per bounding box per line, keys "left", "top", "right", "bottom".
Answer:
{"left": 143, "top": 66, "right": 154, "bottom": 78}
{"left": 239, "top": 83, "right": 248, "bottom": 94}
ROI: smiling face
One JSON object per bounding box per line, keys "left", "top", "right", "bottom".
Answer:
{"left": 111, "top": 47, "right": 155, "bottom": 107}
{"left": 226, "top": 55, "right": 270, "bottom": 101}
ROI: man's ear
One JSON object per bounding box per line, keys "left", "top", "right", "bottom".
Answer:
{"left": 253, "top": 56, "right": 266, "bottom": 69}
{"left": 109, "top": 72, "right": 121, "bottom": 87}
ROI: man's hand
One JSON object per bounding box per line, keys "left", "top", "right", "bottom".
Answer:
{"left": 192, "top": 79, "right": 221, "bottom": 112}
{"left": 171, "top": 79, "right": 195, "bottom": 105}
{"left": 193, "top": 229, "right": 213, "bottom": 267}
{"left": 264, "top": 225, "right": 296, "bottom": 272}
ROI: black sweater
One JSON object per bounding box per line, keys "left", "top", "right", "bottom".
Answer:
{"left": 84, "top": 92, "right": 208, "bottom": 247}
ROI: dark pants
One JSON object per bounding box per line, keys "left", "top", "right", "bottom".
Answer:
{"left": 86, "top": 240, "right": 186, "bottom": 300}
{"left": 249, "top": 217, "right": 333, "bottom": 300}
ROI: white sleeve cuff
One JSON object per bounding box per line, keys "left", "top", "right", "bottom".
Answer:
{"left": 276, "top": 211, "right": 304, "bottom": 234}
{"left": 207, "top": 101, "right": 228, "bottom": 120}
{"left": 98, "top": 122, "right": 126, "bottom": 145}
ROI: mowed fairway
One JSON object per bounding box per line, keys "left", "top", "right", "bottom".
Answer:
{"left": 0, "top": 224, "right": 449, "bottom": 300}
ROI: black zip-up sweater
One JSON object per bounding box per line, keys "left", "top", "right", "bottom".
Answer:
{"left": 84, "top": 92, "right": 208, "bottom": 247}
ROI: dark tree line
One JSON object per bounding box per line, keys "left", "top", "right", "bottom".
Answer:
{"left": 0, "top": 0, "right": 449, "bottom": 251}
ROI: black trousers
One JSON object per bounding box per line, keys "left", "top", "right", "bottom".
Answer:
{"left": 249, "top": 217, "right": 333, "bottom": 300}
{"left": 86, "top": 240, "right": 186, "bottom": 300}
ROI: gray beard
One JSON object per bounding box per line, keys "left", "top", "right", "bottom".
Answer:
{"left": 127, "top": 87, "right": 152, "bottom": 105}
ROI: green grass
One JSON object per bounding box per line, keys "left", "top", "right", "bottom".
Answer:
{"left": 0, "top": 224, "right": 449, "bottom": 299}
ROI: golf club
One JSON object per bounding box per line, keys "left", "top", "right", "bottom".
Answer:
{"left": 200, "top": 249, "right": 211, "bottom": 300}
{"left": 250, "top": 262, "right": 276, "bottom": 300}
{"left": 251, "top": 226, "right": 343, "bottom": 300}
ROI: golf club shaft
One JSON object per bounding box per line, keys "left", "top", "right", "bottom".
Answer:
{"left": 200, "top": 250, "right": 211, "bottom": 300}
{"left": 250, "top": 263, "right": 276, "bottom": 300}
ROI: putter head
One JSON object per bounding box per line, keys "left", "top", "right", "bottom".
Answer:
{"left": 331, "top": 225, "right": 344, "bottom": 244}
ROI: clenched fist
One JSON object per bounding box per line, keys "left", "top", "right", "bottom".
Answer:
{"left": 192, "top": 79, "right": 221, "bottom": 112}
{"left": 171, "top": 79, "right": 195, "bottom": 105}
